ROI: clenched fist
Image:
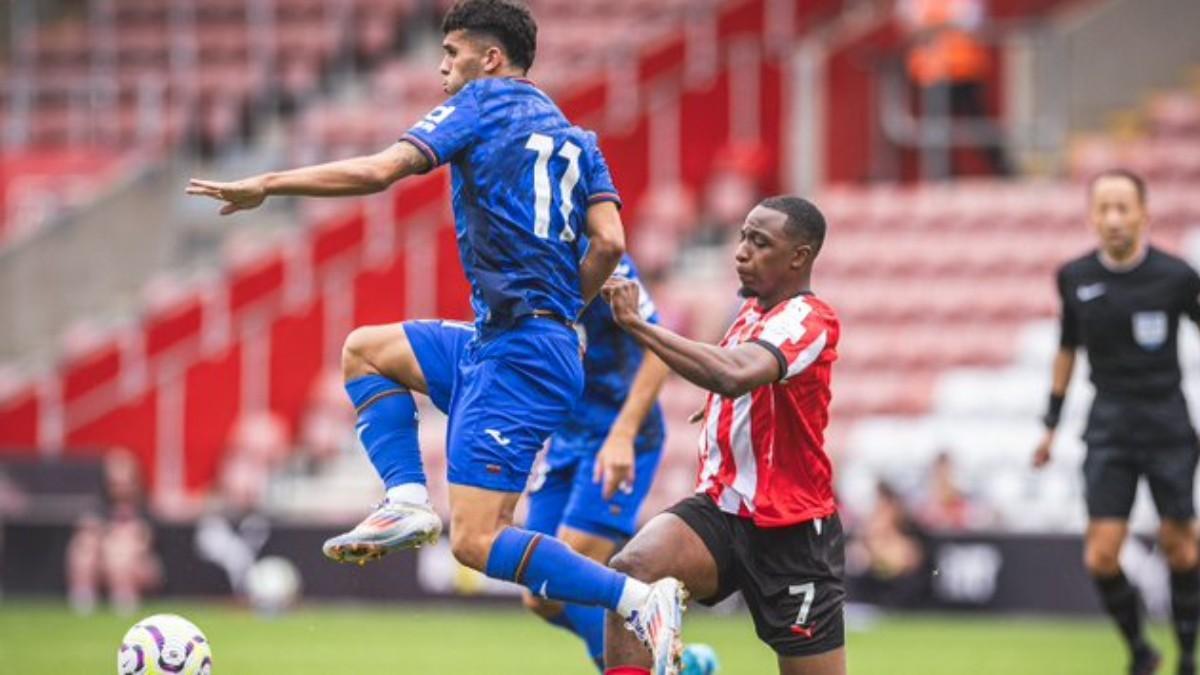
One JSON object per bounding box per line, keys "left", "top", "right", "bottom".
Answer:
{"left": 601, "top": 278, "right": 642, "bottom": 328}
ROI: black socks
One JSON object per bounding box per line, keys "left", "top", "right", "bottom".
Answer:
{"left": 1094, "top": 571, "right": 1149, "bottom": 654}
{"left": 1171, "top": 566, "right": 1200, "bottom": 672}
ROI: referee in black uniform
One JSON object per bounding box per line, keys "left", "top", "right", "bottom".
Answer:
{"left": 1034, "top": 169, "right": 1200, "bottom": 675}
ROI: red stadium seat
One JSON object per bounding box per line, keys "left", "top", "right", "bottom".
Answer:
{"left": 269, "top": 299, "right": 327, "bottom": 429}
{"left": 59, "top": 324, "right": 125, "bottom": 405}
{"left": 225, "top": 237, "right": 288, "bottom": 319}
{"left": 0, "top": 377, "right": 41, "bottom": 450}
{"left": 142, "top": 275, "right": 208, "bottom": 360}
{"left": 182, "top": 343, "right": 243, "bottom": 491}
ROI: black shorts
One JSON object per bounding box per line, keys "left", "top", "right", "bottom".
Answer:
{"left": 1084, "top": 442, "right": 1199, "bottom": 521}
{"left": 1084, "top": 390, "right": 1196, "bottom": 447}
{"left": 667, "top": 495, "right": 845, "bottom": 657}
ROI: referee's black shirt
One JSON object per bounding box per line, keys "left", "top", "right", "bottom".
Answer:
{"left": 1057, "top": 246, "right": 1200, "bottom": 444}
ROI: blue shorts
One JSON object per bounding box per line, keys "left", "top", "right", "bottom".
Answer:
{"left": 525, "top": 437, "right": 664, "bottom": 542}
{"left": 403, "top": 318, "right": 584, "bottom": 493}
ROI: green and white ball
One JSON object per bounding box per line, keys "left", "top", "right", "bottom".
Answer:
{"left": 117, "top": 613, "right": 212, "bottom": 675}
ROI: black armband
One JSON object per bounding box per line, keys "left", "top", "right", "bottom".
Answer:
{"left": 1042, "top": 393, "right": 1065, "bottom": 429}
{"left": 749, "top": 339, "right": 788, "bottom": 381}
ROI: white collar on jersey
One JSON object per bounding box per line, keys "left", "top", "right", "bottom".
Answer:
{"left": 1097, "top": 243, "right": 1148, "bottom": 273}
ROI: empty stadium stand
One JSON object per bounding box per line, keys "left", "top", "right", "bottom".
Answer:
{"left": 3, "top": 0, "right": 1196, "bottom": 534}
{"left": 1, "top": 0, "right": 837, "bottom": 519}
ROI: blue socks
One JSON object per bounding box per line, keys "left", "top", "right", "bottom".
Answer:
{"left": 486, "top": 527, "right": 627, "bottom": 611}
{"left": 346, "top": 376, "right": 628, "bottom": 671}
{"left": 550, "top": 605, "right": 605, "bottom": 668}
{"left": 345, "top": 375, "right": 426, "bottom": 490}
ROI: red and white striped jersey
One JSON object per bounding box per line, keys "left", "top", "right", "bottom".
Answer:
{"left": 696, "top": 293, "right": 840, "bottom": 527}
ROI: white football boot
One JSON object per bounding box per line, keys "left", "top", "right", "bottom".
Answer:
{"left": 321, "top": 500, "right": 442, "bottom": 565}
{"left": 626, "top": 577, "right": 688, "bottom": 675}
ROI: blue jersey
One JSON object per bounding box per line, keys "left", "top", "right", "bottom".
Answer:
{"left": 401, "top": 77, "right": 621, "bottom": 334}
{"left": 551, "top": 255, "right": 665, "bottom": 456}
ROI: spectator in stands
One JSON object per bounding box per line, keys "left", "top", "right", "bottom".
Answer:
{"left": 65, "top": 449, "right": 161, "bottom": 615}
{"left": 915, "top": 451, "right": 978, "bottom": 531}
{"left": 846, "top": 482, "right": 929, "bottom": 607}
{"left": 629, "top": 182, "right": 697, "bottom": 283}
{"left": 194, "top": 411, "right": 286, "bottom": 594}
{"left": 230, "top": 410, "right": 292, "bottom": 472}
{"left": 896, "top": 0, "right": 1012, "bottom": 177}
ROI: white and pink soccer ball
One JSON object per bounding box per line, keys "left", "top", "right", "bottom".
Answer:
{"left": 117, "top": 614, "right": 212, "bottom": 675}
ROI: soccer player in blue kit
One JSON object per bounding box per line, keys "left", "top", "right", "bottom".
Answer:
{"left": 187, "top": 1, "right": 685, "bottom": 670}
{"left": 523, "top": 255, "right": 670, "bottom": 670}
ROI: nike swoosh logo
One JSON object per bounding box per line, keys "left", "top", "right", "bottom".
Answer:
{"left": 1076, "top": 283, "right": 1106, "bottom": 302}
{"left": 538, "top": 580, "right": 549, "bottom": 599}
{"left": 485, "top": 429, "right": 512, "bottom": 446}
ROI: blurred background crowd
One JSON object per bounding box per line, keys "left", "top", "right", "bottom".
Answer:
{"left": 0, "top": 0, "right": 1198, "bottom": 618}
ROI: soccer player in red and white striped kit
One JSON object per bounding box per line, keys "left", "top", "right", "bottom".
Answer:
{"left": 601, "top": 195, "right": 845, "bottom": 675}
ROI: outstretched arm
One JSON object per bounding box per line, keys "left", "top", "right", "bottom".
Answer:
{"left": 186, "top": 141, "right": 431, "bottom": 215}
{"left": 602, "top": 279, "right": 778, "bottom": 399}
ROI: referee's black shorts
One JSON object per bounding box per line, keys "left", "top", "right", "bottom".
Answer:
{"left": 667, "top": 495, "right": 845, "bottom": 657}
{"left": 1083, "top": 393, "right": 1199, "bottom": 521}
{"left": 1084, "top": 442, "right": 1199, "bottom": 521}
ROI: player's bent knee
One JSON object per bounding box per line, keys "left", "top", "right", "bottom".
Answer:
{"left": 1162, "top": 537, "right": 1199, "bottom": 570}
{"left": 1169, "top": 548, "right": 1199, "bottom": 571}
{"left": 449, "top": 528, "right": 491, "bottom": 572}
{"left": 341, "top": 327, "right": 379, "bottom": 381}
{"left": 609, "top": 546, "right": 658, "bottom": 583}
{"left": 1083, "top": 547, "right": 1122, "bottom": 576}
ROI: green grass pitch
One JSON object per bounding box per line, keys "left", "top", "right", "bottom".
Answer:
{"left": 0, "top": 600, "right": 1179, "bottom": 674}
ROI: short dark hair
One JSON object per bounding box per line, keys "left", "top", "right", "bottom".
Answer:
{"left": 442, "top": 0, "right": 537, "bottom": 72}
{"left": 759, "top": 195, "right": 826, "bottom": 255}
{"left": 1090, "top": 168, "right": 1147, "bottom": 205}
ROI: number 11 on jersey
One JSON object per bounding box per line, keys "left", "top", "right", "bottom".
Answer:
{"left": 525, "top": 132, "right": 581, "bottom": 242}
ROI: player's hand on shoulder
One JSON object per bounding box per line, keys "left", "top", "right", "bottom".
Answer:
{"left": 186, "top": 176, "right": 268, "bottom": 215}
{"left": 601, "top": 278, "right": 641, "bottom": 327}
{"left": 594, "top": 433, "right": 635, "bottom": 500}
{"left": 1032, "top": 429, "right": 1054, "bottom": 469}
